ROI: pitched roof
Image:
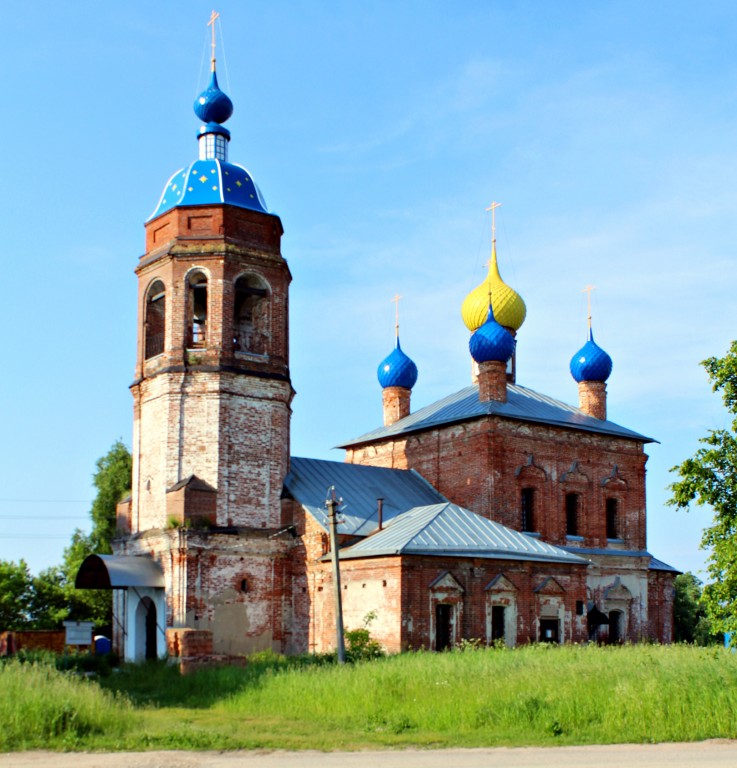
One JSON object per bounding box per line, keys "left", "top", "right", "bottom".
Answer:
{"left": 338, "top": 383, "right": 654, "bottom": 447}
{"left": 337, "top": 503, "right": 589, "bottom": 566}
{"left": 283, "top": 456, "right": 447, "bottom": 537}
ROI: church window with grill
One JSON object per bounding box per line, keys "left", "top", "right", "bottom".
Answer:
{"left": 144, "top": 280, "right": 166, "bottom": 359}
{"left": 520, "top": 487, "right": 535, "bottom": 532}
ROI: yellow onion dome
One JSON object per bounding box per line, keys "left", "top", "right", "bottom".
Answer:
{"left": 461, "top": 243, "right": 526, "bottom": 332}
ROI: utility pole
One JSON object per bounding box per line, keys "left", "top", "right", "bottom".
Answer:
{"left": 326, "top": 489, "right": 346, "bottom": 663}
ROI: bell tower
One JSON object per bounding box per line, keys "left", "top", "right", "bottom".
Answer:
{"left": 129, "top": 31, "right": 292, "bottom": 535}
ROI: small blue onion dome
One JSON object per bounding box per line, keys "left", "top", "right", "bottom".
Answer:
{"left": 194, "top": 70, "right": 233, "bottom": 124}
{"left": 570, "top": 330, "right": 613, "bottom": 383}
{"left": 469, "top": 305, "right": 515, "bottom": 363}
{"left": 377, "top": 338, "right": 418, "bottom": 389}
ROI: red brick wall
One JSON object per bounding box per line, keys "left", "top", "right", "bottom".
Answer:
{"left": 345, "top": 415, "right": 648, "bottom": 552}
{"left": 303, "top": 554, "right": 589, "bottom": 653}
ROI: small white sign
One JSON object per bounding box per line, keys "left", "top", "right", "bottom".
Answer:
{"left": 63, "top": 621, "right": 94, "bottom": 646}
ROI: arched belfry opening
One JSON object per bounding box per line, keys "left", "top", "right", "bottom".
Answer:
{"left": 187, "top": 270, "right": 208, "bottom": 348}
{"left": 233, "top": 273, "right": 270, "bottom": 355}
{"left": 144, "top": 280, "right": 166, "bottom": 359}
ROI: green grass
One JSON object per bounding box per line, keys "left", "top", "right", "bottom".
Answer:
{"left": 3, "top": 644, "right": 737, "bottom": 752}
{"left": 0, "top": 659, "right": 137, "bottom": 751}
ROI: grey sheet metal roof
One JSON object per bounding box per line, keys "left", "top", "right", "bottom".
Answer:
{"left": 75, "top": 554, "right": 165, "bottom": 590}
{"left": 338, "top": 383, "right": 654, "bottom": 447}
{"left": 648, "top": 556, "right": 681, "bottom": 573}
{"left": 284, "top": 456, "right": 447, "bottom": 537}
{"left": 337, "top": 503, "right": 589, "bottom": 565}
{"left": 560, "top": 547, "right": 680, "bottom": 573}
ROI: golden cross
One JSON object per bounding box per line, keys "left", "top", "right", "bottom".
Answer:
{"left": 485, "top": 201, "right": 502, "bottom": 243}
{"left": 208, "top": 10, "right": 220, "bottom": 70}
{"left": 391, "top": 293, "right": 402, "bottom": 337}
{"left": 582, "top": 284, "right": 596, "bottom": 329}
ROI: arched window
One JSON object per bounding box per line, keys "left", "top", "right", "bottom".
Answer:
{"left": 233, "top": 274, "right": 270, "bottom": 355}
{"left": 565, "top": 492, "right": 579, "bottom": 536}
{"left": 187, "top": 271, "right": 208, "bottom": 348}
{"left": 520, "top": 488, "right": 535, "bottom": 532}
{"left": 606, "top": 498, "right": 619, "bottom": 539}
{"left": 144, "top": 280, "right": 166, "bottom": 359}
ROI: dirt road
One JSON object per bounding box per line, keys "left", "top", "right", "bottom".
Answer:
{"left": 1, "top": 742, "right": 736, "bottom": 768}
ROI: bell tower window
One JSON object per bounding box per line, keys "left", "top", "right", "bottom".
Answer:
{"left": 188, "top": 271, "right": 208, "bottom": 348}
{"left": 144, "top": 280, "right": 166, "bottom": 359}
{"left": 234, "top": 274, "right": 270, "bottom": 356}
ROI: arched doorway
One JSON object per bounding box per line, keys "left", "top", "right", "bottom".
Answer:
{"left": 135, "top": 596, "right": 158, "bottom": 661}
{"left": 608, "top": 610, "right": 623, "bottom": 644}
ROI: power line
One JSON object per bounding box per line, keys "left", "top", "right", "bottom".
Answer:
{"left": 0, "top": 515, "right": 88, "bottom": 520}
{"left": 0, "top": 498, "right": 91, "bottom": 504}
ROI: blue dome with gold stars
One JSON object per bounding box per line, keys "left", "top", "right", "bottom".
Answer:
{"left": 378, "top": 339, "right": 418, "bottom": 390}
{"left": 148, "top": 60, "right": 271, "bottom": 222}
{"left": 570, "top": 330, "right": 613, "bottom": 383}
{"left": 149, "top": 160, "right": 268, "bottom": 220}
{"left": 469, "top": 305, "right": 515, "bottom": 364}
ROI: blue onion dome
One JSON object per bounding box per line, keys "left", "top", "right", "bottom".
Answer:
{"left": 469, "top": 305, "right": 516, "bottom": 363}
{"left": 194, "top": 70, "right": 233, "bottom": 124}
{"left": 570, "top": 329, "right": 613, "bottom": 383}
{"left": 377, "top": 338, "right": 419, "bottom": 389}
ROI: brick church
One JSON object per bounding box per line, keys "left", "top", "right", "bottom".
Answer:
{"left": 77, "top": 44, "right": 677, "bottom": 662}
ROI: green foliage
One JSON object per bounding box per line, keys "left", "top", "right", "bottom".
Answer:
{"left": 344, "top": 610, "right": 385, "bottom": 662}
{"left": 0, "top": 560, "right": 33, "bottom": 629}
{"left": 669, "top": 341, "right": 737, "bottom": 637}
{"left": 29, "top": 566, "right": 68, "bottom": 629}
{"left": 89, "top": 439, "right": 132, "bottom": 554}
{"left": 673, "top": 572, "right": 720, "bottom": 645}
{"left": 57, "top": 440, "right": 133, "bottom": 628}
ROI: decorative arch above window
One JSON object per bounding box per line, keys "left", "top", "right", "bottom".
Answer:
{"left": 187, "top": 270, "right": 208, "bottom": 348}
{"left": 144, "top": 279, "right": 166, "bottom": 359}
{"left": 233, "top": 273, "right": 270, "bottom": 356}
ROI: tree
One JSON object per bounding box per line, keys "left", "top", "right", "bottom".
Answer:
{"left": 28, "top": 566, "right": 68, "bottom": 629}
{"left": 669, "top": 341, "right": 737, "bottom": 638}
{"left": 0, "top": 560, "right": 33, "bottom": 629}
{"left": 61, "top": 440, "right": 132, "bottom": 628}
{"left": 89, "top": 439, "right": 133, "bottom": 553}
{"left": 673, "top": 572, "right": 720, "bottom": 645}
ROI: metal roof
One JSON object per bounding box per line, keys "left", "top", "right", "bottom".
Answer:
{"left": 284, "top": 457, "right": 447, "bottom": 537}
{"left": 560, "top": 547, "right": 680, "bottom": 573}
{"left": 338, "top": 383, "right": 654, "bottom": 447}
{"left": 337, "top": 503, "right": 589, "bottom": 566}
{"left": 75, "top": 554, "right": 165, "bottom": 590}
{"left": 648, "top": 556, "right": 681, "bottom": 573}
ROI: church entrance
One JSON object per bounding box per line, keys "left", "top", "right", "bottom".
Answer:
{"left": 540, "top": 618, "right": 559, "bottom": 643}
{"left": 135, "top": 596, "right": 158, "bottom": 661}
{"left": 608, "top": 610, "right": 622, "bottom": 644}
{"left": 435, "top": 604, "right": 452, "bottom": 651}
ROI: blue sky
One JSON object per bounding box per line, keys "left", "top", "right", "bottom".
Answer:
{"left": 2, "top": 1, "right": 736, "bottom": 579}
